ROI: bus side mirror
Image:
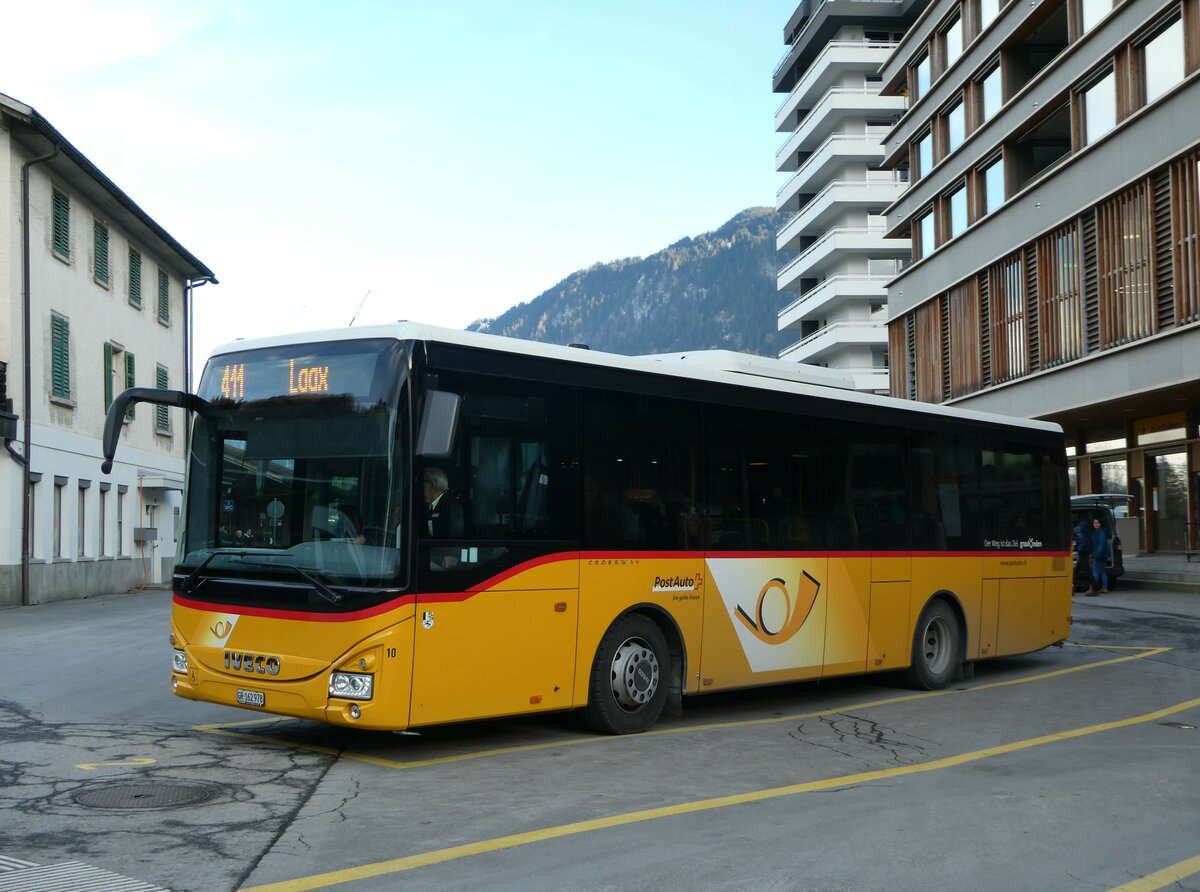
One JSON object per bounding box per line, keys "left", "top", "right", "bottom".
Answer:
{"left": 416, "top": 390, "right": 460, "bottom": 458}
{"left": 101, "top": 388, "right": 212, "bottom": 474}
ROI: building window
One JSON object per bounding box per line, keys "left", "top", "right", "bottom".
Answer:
{"left": 1079, "top": 0, "right": 1111, "bottom": 34}
{"left": 93, "top": 220, "right": 110, "bottom": 286}
{"left": 104, "top": 343, "right": 134, "bottom": 417}
{"left": 945, "top": 100, "right": 966, "bottom": 154}
{"left": 1081, "top": 68, "right": 1116, "bottom": 145}
{"left": 53, "top": 479, "right": 64, "bottom": 558}
{"left": 78, "top": 485, "right": 87, "bottom": 558}
{"left": 948, "top": 183, "right": 969, "bottom": 237}
{"left": 1036, "top": 222, "right": 1084, "bottom": 364}
{"left": 51, "top": 187, "right": 70, "bottom": 259}
{"left": 1097, "top": 181, "right": 1155, "bottom": 345}
{"left": 156, "top": 365, "right": 170, "bottom": 433}
{"left": 117, "top": 491, "right": 125, "bottom": 556}
{"left": 980, "top": 65, "right": 1003, "bottom": 122}
{"left": 50, "top": 314, "right": 70, "bottom": 401}
{"left": 943, "top": 15, "right": 964, "bottom": 70}
{"left": 1142, "top": 17, "right": 1184, "bottom": 105}
{"left": 99, "top": 489, "right": 107, "bottom": 556}
{"left": 129, "top": 248, "right": 142, "bottom": 307}
{"left": 913, "top": 52, "right": 932, "bottom": 100}
{"left": 980, "top": 0, "right": 1001, "bottom": 31}
{"left": 916, "top": 210, "right": 937, "bottom": 258}
{"left": 914, "top": 130, "right": 934, "bottom": 178}
{"left": 988, "top": 253, "right": 1027, "bottom": 381}
{"left": 982, "top": 156, "right": 1005, "bottom": 214}
{"left": 157, "top": 269, "right": 170, "bottom": 324}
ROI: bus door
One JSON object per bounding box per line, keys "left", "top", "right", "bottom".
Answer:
{"left": 408, "top": 381, "right": 581, "bottom": 726}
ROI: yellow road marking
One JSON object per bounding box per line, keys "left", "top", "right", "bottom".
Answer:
{"left": 197, "top": 645, "right": 1170, "bottom": 771}
{"left": 242, "top": 695, "right": 1200, "bottom": 892}
{"left": 1107, "top": 853, "right": 1200, "bottom": 891}
{"left": 74, "top": 758, "right": 157, "bottom": 771}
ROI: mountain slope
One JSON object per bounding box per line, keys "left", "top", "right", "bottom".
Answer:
{"left": 468, "top": 207, "right": 787, "bottom": 356}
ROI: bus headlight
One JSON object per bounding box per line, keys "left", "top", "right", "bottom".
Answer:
{"left": 172, "top": 649, "right": 189, "bottom": 675}
{"left": 329, "top": 672, "right": 374, "bottom": 701}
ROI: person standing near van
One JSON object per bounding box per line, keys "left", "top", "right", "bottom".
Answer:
{"left": 1073, "top": 517, "right": 1093, "bottom": 590}
{"left": 1089, "top": 516, "right": 1109, "bottom": 595}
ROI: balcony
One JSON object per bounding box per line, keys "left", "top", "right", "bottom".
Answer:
{"left": 776, "top": 180, "right": 907, "bottom": 251}
{"left": 775, "top": 90, "right": 906, "bottom": 169}
{"left": 778, "top": 320, "right": 889, "bottom": 364}
{"left": 777, "top": 274, "right": 891, "bottom": 331}
{"left": 777, "top": 227, "right": 909, "bottom": 290}
{"left": 777, "top": 134, "right": 888, "bottom": 210}
{"left": 776, "top": 42, "right": 898, "bottom": 132}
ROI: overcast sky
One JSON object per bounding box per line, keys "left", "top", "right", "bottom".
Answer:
{"left": 3, "top": 1, "right": 796, "bottom": 377}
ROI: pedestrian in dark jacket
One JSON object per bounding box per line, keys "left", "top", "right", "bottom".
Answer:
{"left": 1073, "top": 518, "right": 1093, "bottom": 590}
{"left": 1088, "top": 517, "right": 1110, "bottom": 595}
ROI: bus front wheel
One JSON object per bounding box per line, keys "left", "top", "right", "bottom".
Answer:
{"left": 582, "top": 614, "right": 669, "bottom": 734}
{"left": 903, "top": 599, "right": 961, "bottom": 690}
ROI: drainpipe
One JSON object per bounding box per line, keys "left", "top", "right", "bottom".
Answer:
{"left": 19, "top": 144, "right": 60, "bottom": 607}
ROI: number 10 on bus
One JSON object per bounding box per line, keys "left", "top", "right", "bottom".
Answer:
{"left": 220, "top": 363, "right": 245, "bottom": 399}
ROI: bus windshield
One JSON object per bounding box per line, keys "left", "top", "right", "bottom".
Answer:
{"left": 178, "top": 339, "right": 409, "bottom": 609}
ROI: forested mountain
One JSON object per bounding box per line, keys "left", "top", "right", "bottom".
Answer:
{"left": 468, "top": 207, "right": 788, "bottom": 356}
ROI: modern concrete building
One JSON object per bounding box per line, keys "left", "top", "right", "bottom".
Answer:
{"left": 878, "top": 0, "right": 1200, "bottom": 553}
{"left": 773, "top": 0, "right": 929, "bottom": 392}
{"left": 1, "top": 92, "right": 216, "bottom": 605}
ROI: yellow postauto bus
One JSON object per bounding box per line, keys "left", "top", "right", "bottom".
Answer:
{"left": 101, "top": 323, "right": 1071, "bottom": 734}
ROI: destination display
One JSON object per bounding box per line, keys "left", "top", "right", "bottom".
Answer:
{"left": 197, "top": 342, "right": 392, "bottom": 404}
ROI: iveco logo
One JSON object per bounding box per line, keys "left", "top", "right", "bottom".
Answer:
{"left": 224, "top": 652, "right": 281, "bottom": 676}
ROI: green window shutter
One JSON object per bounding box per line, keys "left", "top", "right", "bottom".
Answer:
{"left": 128, "top": 249, "right": 142, "bottom": 305}
{"left": 93, "top": 220, "right": 109, "bottom": 285}
{"left": 157, "top": 270, "right": 169, "bottom": 323}
{"left": 103, "top": 342, "right": 113, "bottom": 410}
{"left": 156, "top": 366, "right": 169, "bottom": 432}
{"left": 50, "top": 315, "right": 70, "bottom": 399}
{"left": 52, "top": 188, "right": 70, "bottom": 258}
{"left": 124, "top": 352, "right": 136, "bottom": 420}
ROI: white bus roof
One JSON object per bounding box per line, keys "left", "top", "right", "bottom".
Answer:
{"left": 209, "top": 322, "right": 1062, "bottom": 435}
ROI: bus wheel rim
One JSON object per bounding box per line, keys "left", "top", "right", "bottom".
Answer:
{"left": 922, "top": 615, "right": 953, "bottom": 676}
{"left": 610, "top": 637, "right": 660, "bottom": 712}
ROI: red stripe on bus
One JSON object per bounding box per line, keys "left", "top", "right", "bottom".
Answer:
{"left": 172, "top": 593, "right": 415, "bottom": 623}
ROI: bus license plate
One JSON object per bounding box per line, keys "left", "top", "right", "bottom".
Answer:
{"left": 236, "top": 689, "right": 265, "bottom": 707}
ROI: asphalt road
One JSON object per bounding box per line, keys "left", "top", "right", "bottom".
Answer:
{"left": 0, "top": 586, "right": 1197, "bottom": 892}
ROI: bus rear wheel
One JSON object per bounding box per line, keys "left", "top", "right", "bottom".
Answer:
{"left": 903, "top": 599, "right": 960, "bottom": 690}
{"left": 582, "top": 614, "right": 669, "bottom": 734}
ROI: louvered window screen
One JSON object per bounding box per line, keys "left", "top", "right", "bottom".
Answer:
{"left": 1036, "top": 222, "right": 1084, "bottom": 367}
{"left": 1170, "top": 154, "right": 1200, "bottom": 324}
{"left": 157, "top": 270, "right": 170, "bottom": 323}
{"left": 50, "top": 315, "right": 70, "bottom": 399}
{"left": 987, "top": 254, "right": 1027, "bottom": 383}
{"left": 52, "top": 188, "right": 70, "bottom": 258}
{"left": 156, "top": 366, "right": 170, "bottom": 432}
{"left": 913, "top": 300, "right": 944, "bottom": 403}
{"left": 124, "top": 353, "right": 136, "bottom": 421}
{"left": 128, "top": 248, "right": 142, "bottom": 306}
{"left": 887, "top": 320, "right": 907, "bottom": 398}
{"left": 93, "top": 220, "right": 109, "bottom": 285}
{"left": 1097, "top": 180, "right": 1156, "bottom": 346}
{"left": 948, "top": 280, "right": 981, "bottom": 397}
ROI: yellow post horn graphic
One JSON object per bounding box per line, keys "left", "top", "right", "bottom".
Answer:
{"left": 734, "top": 572, "right": 821, "bottom": 645}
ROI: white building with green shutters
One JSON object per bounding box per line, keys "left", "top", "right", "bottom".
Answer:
{"left": 0, "top": 92, "right": 216, "bottom": 606}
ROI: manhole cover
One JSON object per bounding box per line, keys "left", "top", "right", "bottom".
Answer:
{"left": 73, "top": 782, "right": 214, "bottom": 810}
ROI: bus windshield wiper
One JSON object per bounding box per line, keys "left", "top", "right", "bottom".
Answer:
{"left": 179, "top": 550, "right": 342, "bottom": 605}
{"left": 237, "top": 557, "right": 344, "bottom": 605}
